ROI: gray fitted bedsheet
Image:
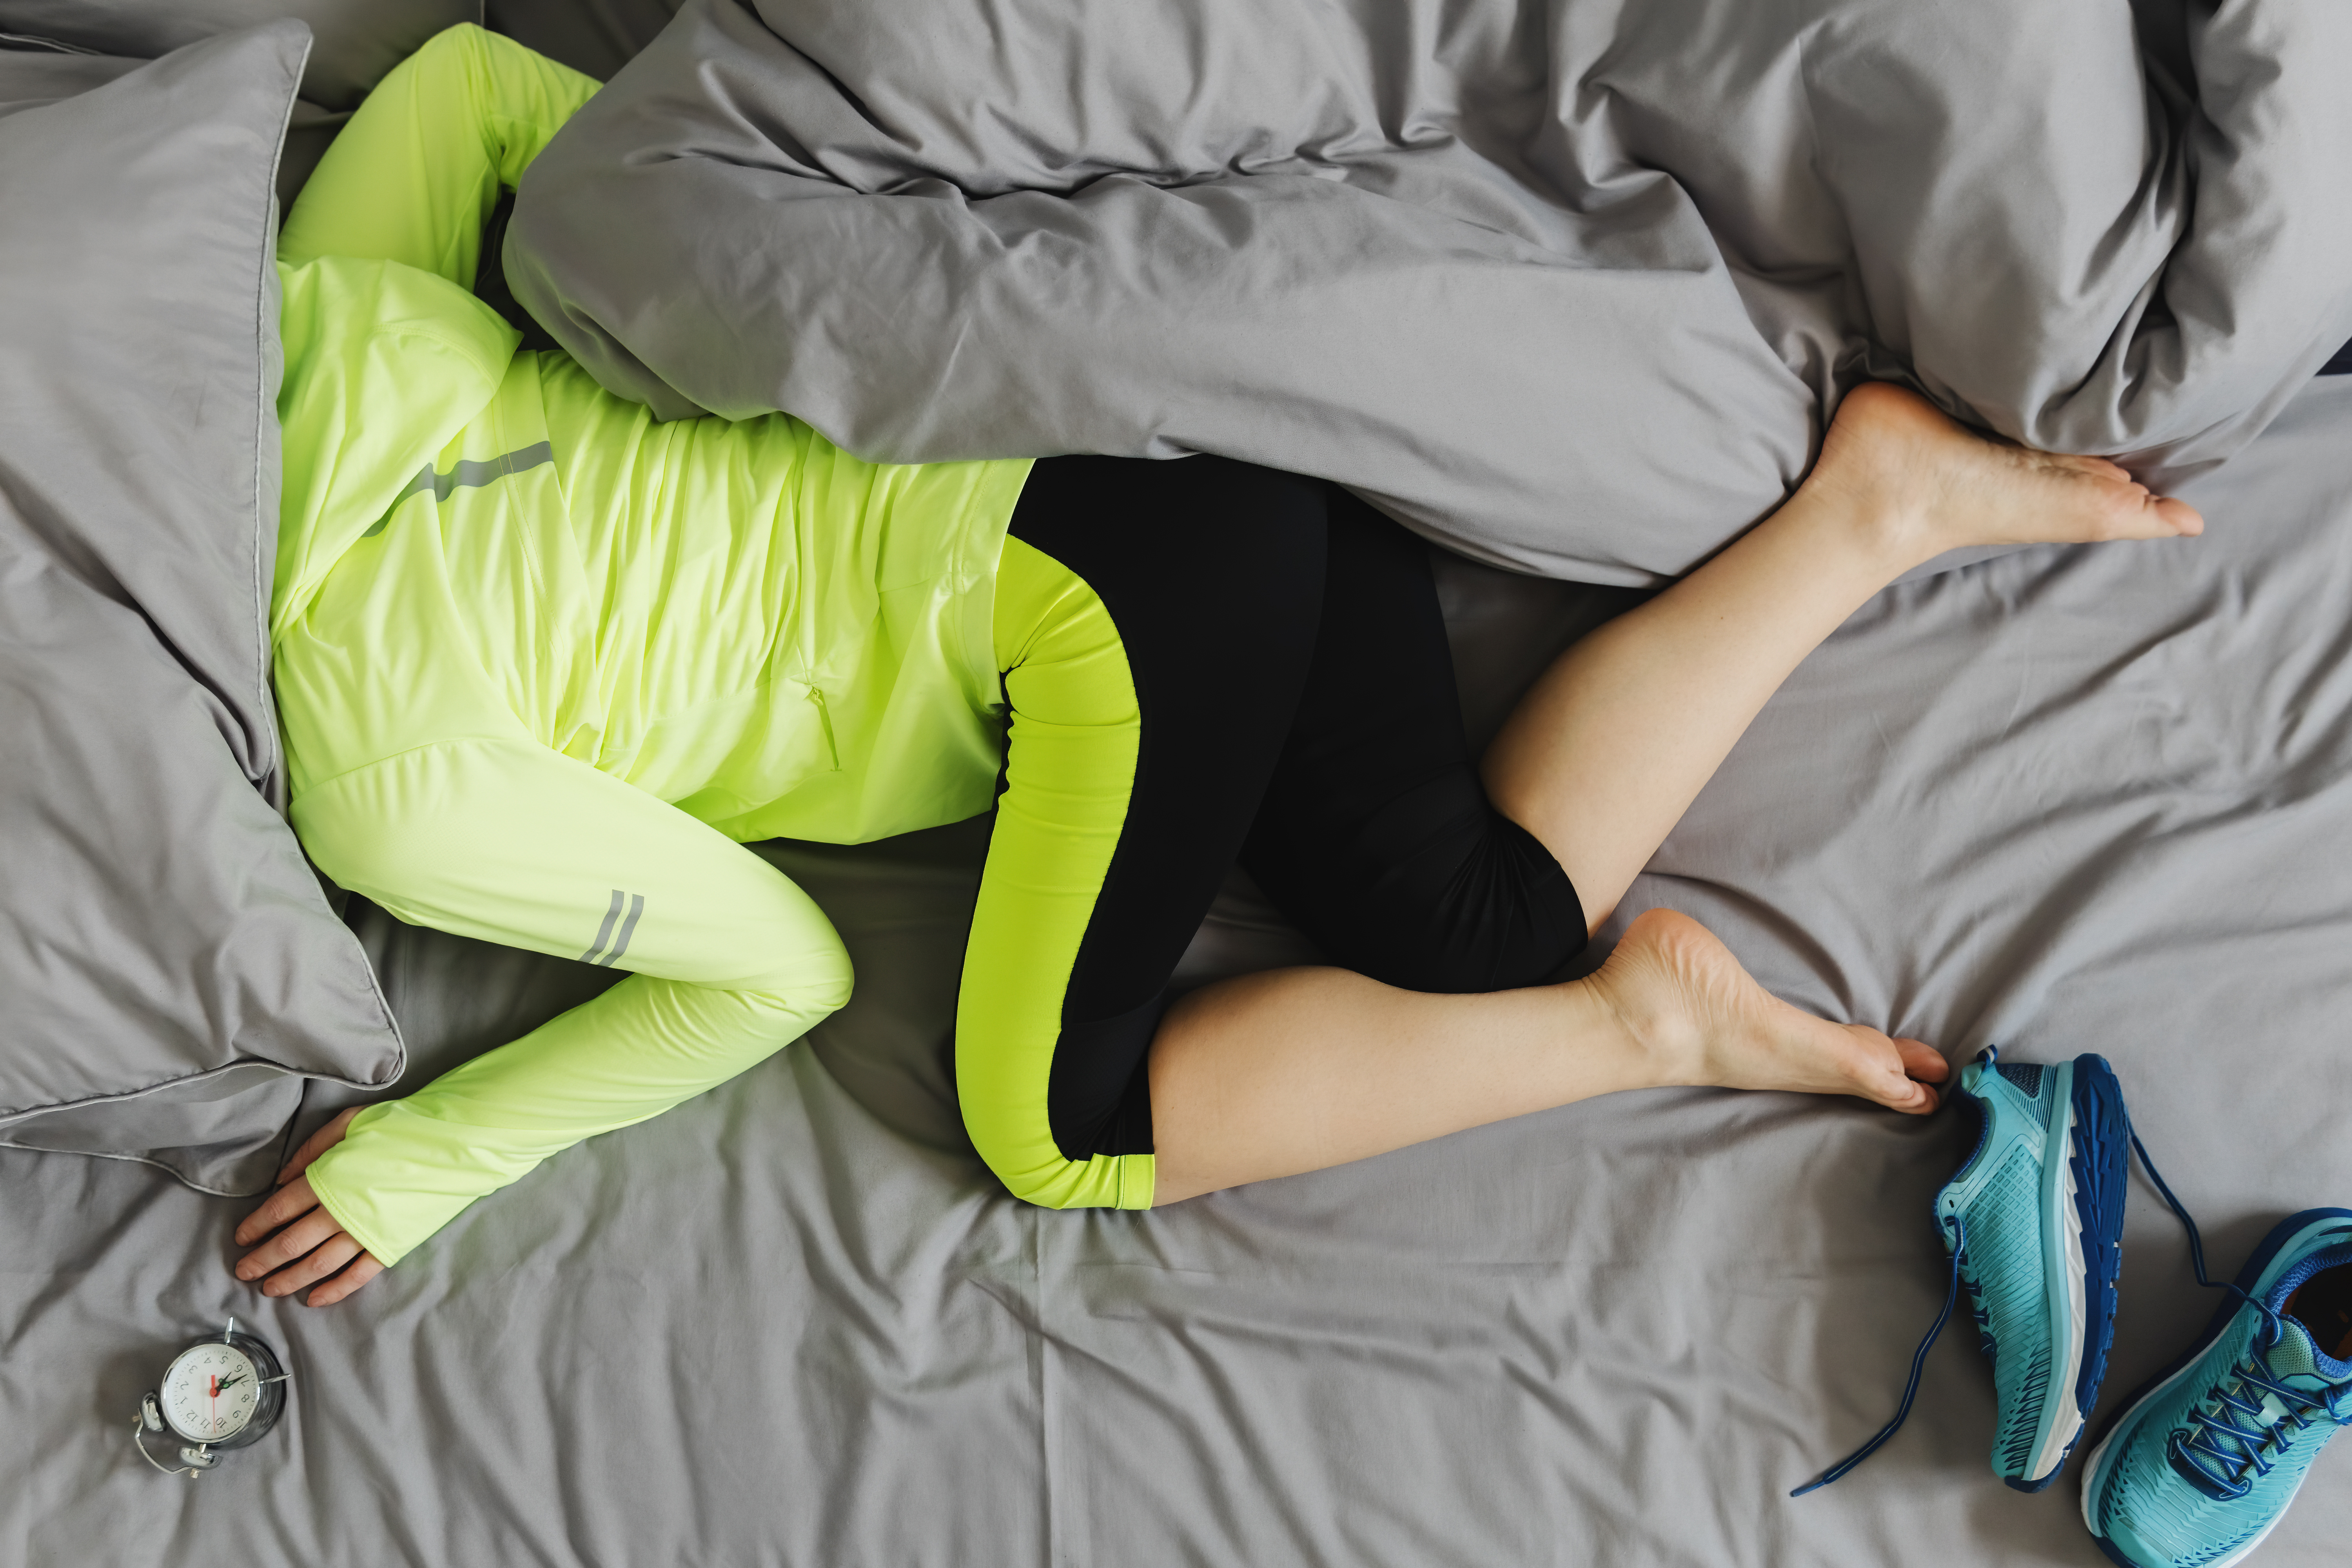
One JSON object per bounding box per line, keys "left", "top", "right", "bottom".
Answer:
{"left": 4, "top": 376, "right": 2347, "bottom": 1566}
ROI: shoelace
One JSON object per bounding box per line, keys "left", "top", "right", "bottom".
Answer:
{"left": 1958, "top": 1241, "right": 1996, "bottom": 1356}
{"left": 1790, "top": 1113, "right": 2274, "bottom": 1497}
{"left": 2173, "top": 1356, "right": 2352, "bottom": 1495}
{"left": 2134, "top": 1138, "right": 2352, "bottom": 1498}
{"left": 1787, "top": 1215, "right": 1969, "bottom": 1496}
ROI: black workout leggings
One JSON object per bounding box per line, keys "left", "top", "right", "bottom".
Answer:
{"left": 993, "top": 454, "right": 1588, "bottom": 1167}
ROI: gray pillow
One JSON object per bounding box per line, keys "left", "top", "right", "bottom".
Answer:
{"left": 2, "top": 5, "right": 477, "bottom": 213}
{"left": 0, "top": 40, "right": 142, "bottom": 110}
{"left": 0, "top": 22, "right": 404, "bottom": 1196}
{"left": 0, "top": 1, "right": 479, "bottom": 109}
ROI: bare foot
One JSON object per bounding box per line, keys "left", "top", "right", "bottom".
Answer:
{"left": 1587, "top": 908, "right": 1947, "bottom": 1114}
{"left": 1803, "top": 383, "right": 2203, "bottom": 568}
{"left": 232, "top": 1107, "right": 385, "bottom": 1307}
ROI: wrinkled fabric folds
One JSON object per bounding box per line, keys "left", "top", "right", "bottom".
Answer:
{"left": 508, "top": 0, "right": 2352, "bottom": 583}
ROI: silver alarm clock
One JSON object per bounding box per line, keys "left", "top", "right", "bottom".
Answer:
{"left": 133, "top": 1318, "right": 290, "bottom": 1477}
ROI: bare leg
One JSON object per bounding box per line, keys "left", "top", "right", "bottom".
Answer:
{"left": 1483, "top": 384, "right": 2203, "bottom": 930}
{"left": 1149, "top": 386, "right": 2202, "bottom": 1206}
{"left": 1150, "top": 908, "right": 1945, "bottom": 1203}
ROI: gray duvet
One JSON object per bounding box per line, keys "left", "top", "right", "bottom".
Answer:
{"left": 7, "top": 377, "right": 2349, "bottom": 1566}
{"left": 506, "top": 0, "right": 2352, "bottom": 583}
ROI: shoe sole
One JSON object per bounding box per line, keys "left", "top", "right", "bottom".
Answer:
{"left": 2079, "top": 1206, "right": 2352, "bottom": 1567}
{"left": 2008, "top": 1054, "right": 2129, "bottom": 1491}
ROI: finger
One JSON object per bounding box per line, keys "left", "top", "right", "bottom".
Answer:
{"left": 2153, "top": 496, "right": 2204, "bottom": 537}
{"left": 306, "top": 1253, "right": 385, "bottom": 1308}
{"left": 235, "top": 1201, "right": 343, "bottom": 1281}
{"left": 276, "top": 1107, "right": 356, "bottom": 1184}
{"left": 262, "top": 1231, "right": 361, "bottom": 1298}
{"left": 234, "top": 1174, "right": 321, "bottom": 1248}
{"left": 276, "top": 1106, "right": 363, "bottom": 1185}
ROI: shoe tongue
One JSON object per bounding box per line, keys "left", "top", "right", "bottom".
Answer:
{"left": 2265, "top": 1242, "right": 2352, "bottom": 1381}
{"left": 2165, "top": 1270, "right": 2352, "bottom": 1500}
{"left": 2258, "top": 1316, "right": 2339, "bottom": 1390}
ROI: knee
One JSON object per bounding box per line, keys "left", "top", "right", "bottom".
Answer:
{"left": 963, "top": 1122, "right": 1149, "bottom": 1211}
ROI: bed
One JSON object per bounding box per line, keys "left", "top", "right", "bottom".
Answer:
{"left": 2, "top": 4, "right": 2348, "bottom": 1565}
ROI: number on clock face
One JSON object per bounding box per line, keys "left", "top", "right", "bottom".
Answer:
{"left": 161, "top": 1343, "right": 259, "bottom": 1442}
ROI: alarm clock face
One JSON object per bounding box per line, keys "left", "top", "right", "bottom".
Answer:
{"left": 160, "top": 1341, "right": 261, "bottom": 1444}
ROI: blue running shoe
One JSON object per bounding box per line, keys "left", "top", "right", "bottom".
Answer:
{"left": 1793, "top": 1046, "right": 2129, "bottom": 1496}
{"left": 1936, "top": 1047, "right": 2132, "bottom": 1490}
{"left": 2082, "top": 1205, "right": 2352, "bottom": 1568}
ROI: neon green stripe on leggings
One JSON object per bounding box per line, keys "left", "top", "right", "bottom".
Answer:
{"left": 955, "top": 536, "right": 1154, "bottom": 1209}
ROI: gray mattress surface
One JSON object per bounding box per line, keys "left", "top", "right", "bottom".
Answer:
{"left": 6, "top": 378, "right": 2351, "bottom": 1564}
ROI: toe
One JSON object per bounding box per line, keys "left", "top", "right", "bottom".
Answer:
{"left": 2102, "top": 488, "right": 2202, "bottom": 542}
{"left": 1854, "top": 1057, "right": 1937, "bottom": 1114}
{"left": 1896, "top": 1037, "right": 1950, "bottom": 1083}
{"left": 1838, "top": 1026, "right": 1942, "bottom": 1114}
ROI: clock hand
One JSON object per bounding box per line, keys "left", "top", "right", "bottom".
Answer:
{"left": 214, "top": 1372, "right": 249, "bottom": 1392}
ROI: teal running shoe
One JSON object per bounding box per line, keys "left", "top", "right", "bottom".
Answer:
{"left": 1936, "top": 1047, "right": 2131, "bottom": 1490}
{"left": 1793, "top": 1047, "right": 2129, "bottom": 1495}
{"left": 2082, "top": 1204, "right": 2352, "bottom": 1568}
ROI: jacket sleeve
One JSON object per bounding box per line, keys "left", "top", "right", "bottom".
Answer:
{"left": 295, "top": 736, "right": 853, "bottom": 1266}
{"left": 277, "top": 22, "right": 599, "bottom": 286}
{"left": 271, "top": 20, "right": 595, "bottom": 638}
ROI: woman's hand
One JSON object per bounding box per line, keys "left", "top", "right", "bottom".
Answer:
{"left": 232, "top": 1107, "right": 384, "bottom": 1307}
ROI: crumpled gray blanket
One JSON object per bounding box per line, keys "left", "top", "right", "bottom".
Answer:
{"left": 506, "top": 0, "right": 2352, "bottom": 583}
